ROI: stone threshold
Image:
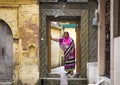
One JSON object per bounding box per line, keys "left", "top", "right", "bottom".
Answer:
{"left": 68, "top": 78, "right": 87, "bottom": 80}
{"left": 0, "top": 82, "right": 12, "bottom": 85}
{"left": 40, "top": 78, "right": 60, "bottom": 80}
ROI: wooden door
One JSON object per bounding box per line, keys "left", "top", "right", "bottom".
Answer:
{"left": 0, "top": 20, "right": 13, "bottom": 81}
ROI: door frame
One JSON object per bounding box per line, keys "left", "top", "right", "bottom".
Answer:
{"left": 47, "top": 16, "right": 81, "bottom": 73}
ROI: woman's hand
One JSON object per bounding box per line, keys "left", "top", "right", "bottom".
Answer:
{"left": 50, "top": 35, "right": 58, "bottom": 42}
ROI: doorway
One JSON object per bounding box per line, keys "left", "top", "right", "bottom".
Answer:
{"left": 0, "top": 19, "right": 13, "bottom": 82}
{"left": 47, "top": 16, "right": 80, "bottom": 74}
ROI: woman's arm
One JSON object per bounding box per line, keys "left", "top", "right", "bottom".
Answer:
{"left": 51, "top": 36, "right": 59, "bottom": 42}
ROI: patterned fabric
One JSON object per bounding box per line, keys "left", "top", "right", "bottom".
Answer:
{"left": 59, "top": 37, "right": 75, "bottom": 72}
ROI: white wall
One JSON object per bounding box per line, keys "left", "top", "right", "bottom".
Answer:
{"left": 114, "top": 37, "right": 120, "bottom": 85}
{"left": 87, "top": 62, "right": 99, "bottom": 84}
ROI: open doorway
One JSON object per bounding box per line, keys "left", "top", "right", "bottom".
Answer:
{"left": 47, "top": 16, "right": 80, "bottom": 74}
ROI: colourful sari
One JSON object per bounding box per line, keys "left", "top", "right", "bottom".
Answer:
{"left": 59, "top": 37, "right": 75, "bottom": 73}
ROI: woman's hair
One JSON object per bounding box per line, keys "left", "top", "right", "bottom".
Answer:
{"left": 63, "top": 31, "right": 69, "bottom": 38}
{"left": 64, "top": 31, "right": 69, "bottom": 35}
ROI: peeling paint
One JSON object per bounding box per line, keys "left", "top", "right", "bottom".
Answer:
{"left": 0, "top": 2, "right": 39, "bottom": 85}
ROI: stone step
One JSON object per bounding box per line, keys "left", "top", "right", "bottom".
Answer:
{"left": 39, "top": 78, "right": 87, "bottom": 85}
{"left": 39, "top": 78, "right": 60, "bottom": 85}
{"left": 68, "top": 78, "right": 87, "bottom": 85}
{"left": 46, "top": 73, "right": 81, "bottom": 78}
{"left": 72, "top": 73, "right": 81, "bottom": 78}
{"left": 0, "top": 82, "right": 12, "bottom": 85}
{"left": 46, "top": 73, "right": 60, "bottom": 78}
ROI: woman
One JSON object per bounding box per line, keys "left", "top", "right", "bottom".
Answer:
{"left": 51, "top": 32, "right": 75, "bottom": 76}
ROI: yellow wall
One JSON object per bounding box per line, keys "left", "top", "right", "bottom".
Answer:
{"left": 51, "top": 25, "right": 63, "bottom": 68}
{"left": 0, "top": 0, "right": 39, "bottom": 84}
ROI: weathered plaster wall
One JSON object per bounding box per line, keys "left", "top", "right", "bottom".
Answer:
{"left": 0, "top": 7, "right": 18, "bottom": 38}
{"left": 0, "top": 0, "right": 39, "bottom": 84}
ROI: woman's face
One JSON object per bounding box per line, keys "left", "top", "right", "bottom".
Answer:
{"left": 64, "top": 32, "right": 69, "bottom": 38}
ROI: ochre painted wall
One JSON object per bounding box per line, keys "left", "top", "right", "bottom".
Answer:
{"left": 51, "top": 25, "right": 62, "bottom": 68}
{"left": 0, "top": 0, "right": 39, "bottom": 84}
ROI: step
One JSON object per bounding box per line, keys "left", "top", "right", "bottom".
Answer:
{"left": 46, "top": 73, "right": 60, "bottom": 78}
{"left": 38, "top": 73, "right": 87, "bottom": 85}
{"left": 0, "top": 82, "right": 12, "bottom": 85}
{"left": 39, "top": 78, "right": 60, "bottom": 85}
{"left": 46, "top": 73, "right": 80, "bottom": 78}
{"left": 39, "top": 78, "right": 87, "bottom": 85}
{"left": 72, "top": 73, "right": 81, "bottom": 78}
{"left": 68, "top": 78, "right": 88, "bottom": 85}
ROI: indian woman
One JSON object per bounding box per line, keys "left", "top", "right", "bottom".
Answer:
{"left": 51, "top": 31, "right": 75, "bottom": 77}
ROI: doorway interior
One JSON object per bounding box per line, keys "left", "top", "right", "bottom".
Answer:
{"left": 47, "top": 16, "right": 80, "bottom": 74}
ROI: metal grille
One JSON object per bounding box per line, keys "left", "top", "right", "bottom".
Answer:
{"left": 88, "top": 0, "right": 98, "bottom": 62}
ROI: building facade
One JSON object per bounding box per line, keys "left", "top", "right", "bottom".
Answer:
{"left": 0, "top": 0, "right": 39, "bottom": 84}
{"left": 98, "top": 0, "right": 120, "bottom": 85}
{"left": 2, "top": 0, "right": 120, "bottom": 85}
